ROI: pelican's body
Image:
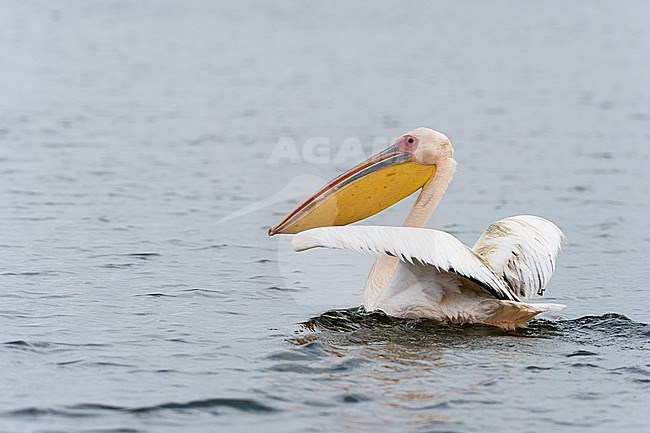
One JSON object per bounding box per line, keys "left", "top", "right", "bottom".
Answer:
{"left": 270, "top": 128, "right": 565, "bottom": 329}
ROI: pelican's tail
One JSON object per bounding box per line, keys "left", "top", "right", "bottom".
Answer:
{"left": 480, "top": 300, "right": 565, "bottom": 330}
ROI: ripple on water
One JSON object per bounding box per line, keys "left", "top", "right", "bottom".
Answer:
{"left": 296, "top": 310, "right": 649, "bottom": 345}
{"left": 268, "top": 357, "right": 369, "bottom": 374}
{"left": 5, "top": 398, "right": 277, "bottom": 419}
{"left": 2, "top": 340, "right": 111, "bottom": 354}
{"left": 260, "top": 310, "right": 647, "bottom": 431}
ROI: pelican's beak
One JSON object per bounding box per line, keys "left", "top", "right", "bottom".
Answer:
{"left": 269, "top": 145, "right": 436, "bottom": 235}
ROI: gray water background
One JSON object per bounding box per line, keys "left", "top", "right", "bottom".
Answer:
{"left": 1, "top": 1, "right": 649, "bottom": 432}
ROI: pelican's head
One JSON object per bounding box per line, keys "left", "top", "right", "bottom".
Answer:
{"left": 269, "top": 127, "right": 453, "bottom": 235}
{"left": 397, "top": 127, "right": 453, "bottom": 165}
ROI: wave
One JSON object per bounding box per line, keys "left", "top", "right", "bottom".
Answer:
{"left": 5, "top": 398, "right": 277, "bottom": 419}
{"left": 294, "top": 308, "right": 650, "bottom": 345}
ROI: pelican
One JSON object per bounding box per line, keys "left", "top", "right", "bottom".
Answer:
{"left": 269, "top": 128, "right": 565, "bottom": 329}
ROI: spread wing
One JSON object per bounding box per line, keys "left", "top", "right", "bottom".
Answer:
{"left": 292, "top": 225, "right": 518, "bottom": 302}
{"left": 472, "top": 215, "right": 565, "bottom": 299}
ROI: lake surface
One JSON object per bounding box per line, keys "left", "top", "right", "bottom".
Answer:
{"left": 1, "top": 1, "right": 649, "bottom": 432}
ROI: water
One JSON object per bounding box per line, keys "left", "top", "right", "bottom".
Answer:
{"left": 1, "top": 1, "right": 649, "bottom": 432}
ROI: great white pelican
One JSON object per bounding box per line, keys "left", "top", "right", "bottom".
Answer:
{"left": 269, "top": 127, "right": 565, "bottom": 329}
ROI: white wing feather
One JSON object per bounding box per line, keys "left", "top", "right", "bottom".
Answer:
{"left": 293, "top": 226, "right": 519, "bottom": 302}
{"left": 472, "top": 215, "right": 565, "bottom": 299}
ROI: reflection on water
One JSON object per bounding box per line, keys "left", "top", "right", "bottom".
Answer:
{"left": 276, "top": 310, "right": 650, "bottom": 431}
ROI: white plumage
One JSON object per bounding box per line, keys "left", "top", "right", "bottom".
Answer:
{"left": 473, "top": 215, "right": 565, "bottom": 299}
{"left": 293, "top": 216, "right": 565, "bottom": 329}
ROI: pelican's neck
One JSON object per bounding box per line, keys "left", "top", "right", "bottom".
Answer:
{"left": 363, "top": 156, "right": 456, "bottom": 309}
{"left": 402, "top": 156, "right": 457, "bottom": 228}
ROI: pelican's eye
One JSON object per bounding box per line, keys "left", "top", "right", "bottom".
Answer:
{"left": 395, "top": 135, "right": 419, "bottom": 153}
